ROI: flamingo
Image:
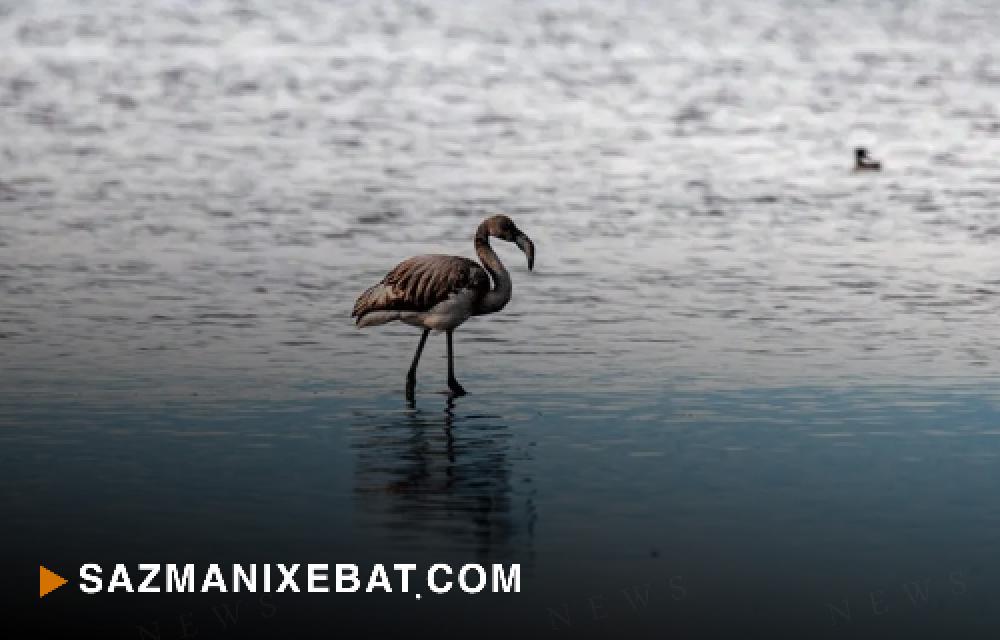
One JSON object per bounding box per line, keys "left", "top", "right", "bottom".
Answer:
{"left": 351, "top": 214, "right": 535, "bottom": 399}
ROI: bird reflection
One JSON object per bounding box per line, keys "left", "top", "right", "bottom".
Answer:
{"left": 351, "top": 396, "right": 535, "bottom": 558}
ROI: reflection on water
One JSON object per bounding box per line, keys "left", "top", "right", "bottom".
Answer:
{"left": 351, "top": 396, "right": 535, "bottom": 558}
{"left": 5, "top": 383, "right": 1000, "bottom": 637}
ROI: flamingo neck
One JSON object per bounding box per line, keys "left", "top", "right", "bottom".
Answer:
{"left": 474, "top": 231, "right": 511, "bottom": 314}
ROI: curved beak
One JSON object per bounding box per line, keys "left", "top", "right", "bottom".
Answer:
{"left": 515, "top": 234, "right": 535, "bottom": 271}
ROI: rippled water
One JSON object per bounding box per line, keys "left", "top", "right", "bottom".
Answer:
{"left": 4, "top": 0, "right": 1000, "bottom": 637}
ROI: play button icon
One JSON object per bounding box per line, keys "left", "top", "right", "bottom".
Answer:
{"left": 39, "top": 565, "right": 68, "bottom": 598}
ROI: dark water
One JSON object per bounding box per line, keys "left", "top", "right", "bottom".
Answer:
{"left": 4, "top": 0, "right": 1000, "bottom": 637}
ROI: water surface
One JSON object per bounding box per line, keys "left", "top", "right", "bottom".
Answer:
{"left": 4, "top": 0, "right": 1000, "bottom": 637}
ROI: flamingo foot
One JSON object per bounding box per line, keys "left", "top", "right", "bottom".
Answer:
{"left": 447, "top": 378, "right": 467, "bottom": 397}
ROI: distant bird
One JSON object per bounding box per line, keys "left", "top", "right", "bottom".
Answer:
{"left": 352, "top": 214, "right": 535, "bottom": 400}
{"left": 854, "top": 147, "right": 882, "bottom": 171}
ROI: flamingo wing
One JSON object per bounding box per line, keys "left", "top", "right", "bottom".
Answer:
{"left": 352, "top": 255, "right": 490, "bottom": 322}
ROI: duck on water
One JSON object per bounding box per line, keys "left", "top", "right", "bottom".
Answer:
{"left": 854, "top": 147, "right": 882, "bottom": 171}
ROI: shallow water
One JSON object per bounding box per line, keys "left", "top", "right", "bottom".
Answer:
{"left": 4, "top": 0, "right": 1000, "bottom": 637}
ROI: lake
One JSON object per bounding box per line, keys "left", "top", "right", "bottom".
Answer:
{"left": 4, "top": 0, "right": 1000, "bottom": 637}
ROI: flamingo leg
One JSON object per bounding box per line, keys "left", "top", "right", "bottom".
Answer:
{"left": 446, "top": 330, "right": 467, "bottom": 396}
{"left": 406, "top": 329, "right": 430, "bottom": 401}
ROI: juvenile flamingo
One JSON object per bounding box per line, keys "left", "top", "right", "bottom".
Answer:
{"left": 352, "top": 215, "right": 535, "bottom": 399}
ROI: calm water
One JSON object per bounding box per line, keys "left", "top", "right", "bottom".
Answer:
{"left": 4, "top": 0, "right": 1000, "bottom": 637}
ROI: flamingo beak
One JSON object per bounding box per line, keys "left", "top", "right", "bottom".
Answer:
{"left": 516, "top": 234, "right": 535, "bottom": 271}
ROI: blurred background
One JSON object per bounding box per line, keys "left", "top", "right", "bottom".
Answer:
{"left": 4, "top": 1, "right": 1000, "bottom": 638}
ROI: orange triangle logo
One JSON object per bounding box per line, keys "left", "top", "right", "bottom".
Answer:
{"left": 39, "top": 565, "right": 68, "bottom": 598}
